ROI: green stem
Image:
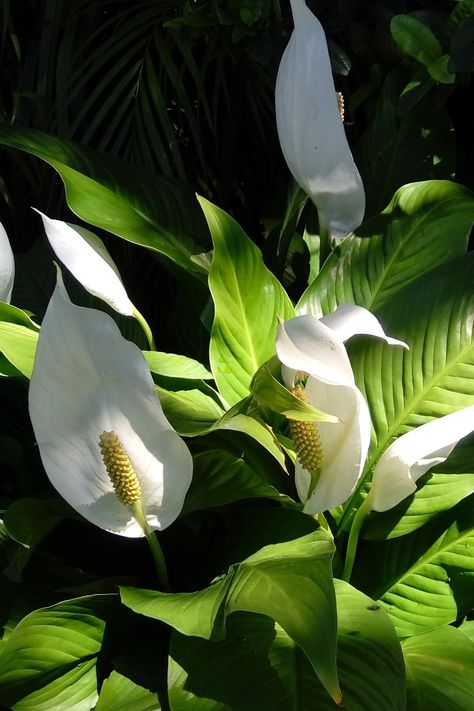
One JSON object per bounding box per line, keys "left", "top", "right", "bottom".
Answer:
{"left": 314, "top": 512, "right": 334, "bottom": 541}
{"left": 132, "top": 502, "right": 170, "bottom": 591}
{"left": 133, "top": 306, "right": 156, "bottom": 350}
{"left": 342, "top": 496, "right": 371, "bottom": 582}
{"left": 146, "top": 530, "right": 171, "bottom": 592}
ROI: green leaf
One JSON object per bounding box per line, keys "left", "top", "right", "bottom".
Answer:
{"left": 200, "top": 196, "right": 295, "bottom": 406}
{"left": 157, "top": 386, "right": 225, "bottom": 435}
{"left": 143, "top": 351, "right": 212, "bottom": 380}
{"left": 95, "top": 671, "right": 159, "bottom": 711}
{"left": 0, "top": 303, "right": 40, "bottom": 331}
{"left": 352, "top": 252, "right": 474, "bottom": 479}
{"left": 426, "top": 54, "right": 455, "bottom": 83}
{"left": 0, "top": 595, "right": 116, "bottom": 709}
{"left": 298, "top": 181, "right": 474, "bottom": 317}
{"left": 182, "top": 448, "right": 292, "bottom": 515}
{"left": 121, "top": 531, "right": 341, "bottom": 703}
{"left": 402, "top": 626, "right": 474, "bottom": 710}
{"left": 391, "top": 15, "right": 443, "bottom": 67}
{"left": 0, "top": 125, "right": 210, "bottom": 279}
{"left": 4, "top": 498, "right": 69, "bottom": 580}
{"left": 355, "top": 498, "right": 474, "bottom": 637}
{"left": 250, "top": 356, "right": 339, "bottom": 423}
{"left": 0, "top": 322, "right": 38, "bottom": 378}
{"left": 167, "top": 580, "right": 404, "bottom": 710}
{"left": 364, "top": 434, "right": 474, "bottom": 539}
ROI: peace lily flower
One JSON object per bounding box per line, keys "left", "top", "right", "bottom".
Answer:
{"left": 28, "top": 271, "right": 192, "bottom": 537}
{"left": 368, "top": 405, "right": 474, "bottom": 512}
{"left": 275, "top": 0, "right": 365, "bottom": 238}
{"left": 276, "top": 304, "right": 407, "bottom": 513}
{"left": 0, "top": 220, "right": 14, "bottom": 303}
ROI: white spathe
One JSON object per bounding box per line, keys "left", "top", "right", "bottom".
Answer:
{"left": 28, "top": 273, "right": 192, "bottom": 537}
{"left": 35, "top": 209, "right": 134, "bottom": 316}
{"left": 276, "top": 304, "right": 407, "bottom": 513}
{"left": 369, "top": 405, "right": 474, "bottom": 512}
{"left": 275, "top": 0, "right": 365, "bottom": 237}
{"left": 0, "top": 220, "right": 14, "bottom": 303}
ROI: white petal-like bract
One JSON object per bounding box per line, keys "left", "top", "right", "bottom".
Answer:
{"left": 0, "top": 220, "right": 14, "bottom": 303}
{"left": 275, "top": 0, "right": 365, "bottom": 237}
{"left": 29, "top": 274, "right": 192, "bottom": 536}
{"left": 35, "top": 210, "right": 134, "bottom": 316}
{"left": 369, "top": 405, "right": 474, "bottom": 512}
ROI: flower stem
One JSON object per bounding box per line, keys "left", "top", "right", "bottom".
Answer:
{"left": 133, "top": 306, "right": 156, "bottom": 350}
{"left": 342, "top": 495, "right": 371, "bottom": 582}
{"left": 132, "top": 502, "right": 170, "bottom": 591}
{"left": 145, "top": 530, "right": 171, "bottom": 592}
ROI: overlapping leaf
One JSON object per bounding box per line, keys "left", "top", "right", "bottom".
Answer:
{"left": 121, "top": 531, "right": 340, "bottom": 702}
{"left": 167, "top": 580, "right": 404, "bottom": 710}
{"left": 298, "top": 181, "right": 474, "bottom": 317}
{"left": 0, "top": 595, "right": 116, "bottom": 709}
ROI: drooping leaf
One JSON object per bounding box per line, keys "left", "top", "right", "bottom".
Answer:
{"left": 200, "top": 196, "right": 294, "bottom": 406}
{"left": 0, "top": 125, "right": 210, "bottom": 279}
{"left": 167, "top": 580, "right": 404, "bottom": 710}
{"left": 121, "top": 531, "right": 341, "bottom": 702}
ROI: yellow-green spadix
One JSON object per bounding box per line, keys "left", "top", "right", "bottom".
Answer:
{"left": 28, "top": 271, "right": 192, "bottom": 536}
{"left": 276, "top": 304, "right": 407, "bottom": 513}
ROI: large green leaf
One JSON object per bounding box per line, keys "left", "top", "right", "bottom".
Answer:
{"left": 0, "top": 595, "right": 116, "bottom": 709}
{"left": 351, "top": 252, "right": 474, "bottom": 488}
{"left": 354, "top": 497, "right": 474, "bottom": 637}
{"left": 201, "top": 197, "right": 295, "bottom": 406}
{"left": 167, "top": 580, "right": 404, "bottom": 710}
{"left": 121, "top": 531, "right": 340, "bottom": 702}
{"left": 402, "top": 626, "right": 474, "bottom": 710}
{"left": 298, "top": 181, "right": 474, "bottom": 317}
{"left": 0, "top": 125, "right": 210, "bottom": 278}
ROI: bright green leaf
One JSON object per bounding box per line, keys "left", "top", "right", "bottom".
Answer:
{"left": 143, "top": 351, "right": 213, "bottom": 380}
{"left": 200, "top": 196, "right": 294, "bottom": 406}
{"left": 250, "top": 356, "right": 338, "bottom": 423}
